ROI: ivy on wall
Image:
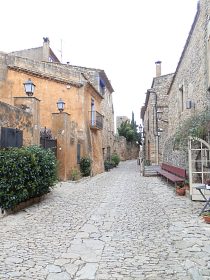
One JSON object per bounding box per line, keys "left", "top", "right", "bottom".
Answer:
{"left": 173, "top": 110, "right": 210, "bottom": 151}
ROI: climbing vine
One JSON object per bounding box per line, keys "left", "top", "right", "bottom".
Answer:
{"left": 173, "top": 110, "right": 210, "bottom": 151}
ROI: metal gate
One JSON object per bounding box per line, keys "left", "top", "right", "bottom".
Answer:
{"left": 188, "top": 137, "right": 210, "bottom": 200}
{"left": 40, "top": 128, "right": 57, "bottom": 157}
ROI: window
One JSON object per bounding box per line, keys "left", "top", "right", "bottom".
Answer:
{"left": 77, "top": 143, "right": 81, "bottom": 164}
{"left": 179, "top": 84, "right": 184, "bottom": 113}
{"left": 91, "top": 98, "right": 95, "bottom": 126}
{"left": 99, "top": 79, "right": 106, "bottom": 95}
{"left": 0, "top": 127, "right": 23, "bottom": 148}
{"left": 107, "top": 146, "right": 111, "bottom": 161}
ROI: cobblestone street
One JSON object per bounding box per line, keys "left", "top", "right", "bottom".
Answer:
{"left": 0, "top": 160, "right": 210, "bottom": 280}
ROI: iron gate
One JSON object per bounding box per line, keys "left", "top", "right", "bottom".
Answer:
{"left": 40, "top": 128, "right": 57, "bottom": 157}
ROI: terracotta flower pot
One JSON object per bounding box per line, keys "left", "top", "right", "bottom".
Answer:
{"left": 176, "top": 187, "right": 186, "bottom": 196}
{"left": 202, "top": 215, "right": 210, "bottom": 224}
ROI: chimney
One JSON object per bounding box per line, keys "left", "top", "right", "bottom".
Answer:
{"left": 155, "top": 61, "right": 162, "bottom": 77}
{"left": 42, "top": 37, "right": 50, "bottom": 62}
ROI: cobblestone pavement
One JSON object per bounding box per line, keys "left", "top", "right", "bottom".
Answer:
{"left": 0, "top": 160, "right": 210, "bottom": 280}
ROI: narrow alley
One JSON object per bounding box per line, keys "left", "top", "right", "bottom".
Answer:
{"left": 0, "top": 160, "right": 209, "bottom": 280}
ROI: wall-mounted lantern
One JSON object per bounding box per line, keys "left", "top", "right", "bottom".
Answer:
{"left": 23, "top": 78, "right": 36, "bottom": 97}
{"left": 186, "top": 99, "right": 196, "bottom": 109}
{"left": 186, "top": 100, "right": 192, "bottom": 109}
{"left": 57, "top": 98, "right": 65, "bottom": 113}
{"left": 157, "top": 110, "right": 163, "bottom": 120}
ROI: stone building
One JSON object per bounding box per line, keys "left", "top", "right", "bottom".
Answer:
{"left": 0, "top": 38, "right": 115, "bottom": 180}
{"left": 10, "top": 37, "right": 60, "bottom": 63}
{"left": 113, "top": 135, "right": 139, "bottom": 161}
{"left": 163, "top": 0, "right": 210, "bottom": 168}
{"left": 116, "top": 116, "right": 129, "bottom": 132}
{"left": 141, "top": 62, "right": 174, "bottom": 165}
{"left": 141, "top": 0, "right": 210, "bottom": 199}
{"left": 63, "top": 65, "right": 115, "bottom": 162}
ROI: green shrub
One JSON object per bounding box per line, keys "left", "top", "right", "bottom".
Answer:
{"left": 104, "top": 156, "right": 120, "bottom": 171}
{"left": 104, "top": 160, "right": 112, "bottom": 171}
{"left": 79, "top": 156, "right": 92, "bottom": 177}
{"left": 111, "top": 153, "right": 120, "bottom": 167}
{"left": 70, "top": 168, "right": 81, "bottom": 181}
{"left": 0, "top": 146, "right": 57, "bottom": 210}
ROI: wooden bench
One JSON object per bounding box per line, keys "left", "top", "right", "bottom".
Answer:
{"left": 157, "top": 163, "right": 187, "bottom": 187}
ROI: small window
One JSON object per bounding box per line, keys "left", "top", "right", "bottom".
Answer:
{"left": 99, "top": 79, "right": 106, "bottom": 95}
{"left": 107, "top": 146, "right": 111, "bottom": 161}
{"left": 77, "top": 143, "right": 81, "bottom": 164}
{"left": 179, "top": 84, "right": 184, "bottom": 112}
{"left": 102, "top": 148, "right": 105, "bottom": 159}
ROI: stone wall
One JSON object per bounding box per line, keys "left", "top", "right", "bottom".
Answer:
{"left": 114, "top": 136, "right": 139, "bottom": 161}
{"left": 142, "top": 73, "right": 174, "bottom": 165}
{"left": 0, "top": 53, "right": 82, "bottom": 86}
{"left": 0, "top": 100, "right": 33, "bottom": 146}
{"left": 163, "top": 0, "right": 210, "bottom": 168}
{"left": 101, "top": 87, "right": 115, "bottom": 160}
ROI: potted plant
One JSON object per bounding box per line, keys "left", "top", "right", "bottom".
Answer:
{"left": 176, "top": 183, "right": 186, "bottom": 196}
{"left": 184, "top": 179, "right": 189, "bottom": 190}
{"left": 205, "top": 179, "right": 210, "bottom": 189}
{"left": 202, "top": 211, "right": 210, "bottom": 224}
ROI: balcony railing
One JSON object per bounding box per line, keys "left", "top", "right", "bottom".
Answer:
{"left": 89, "top": 111, "right": 103, "bottom": 130}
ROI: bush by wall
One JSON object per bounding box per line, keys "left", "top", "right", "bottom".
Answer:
{"left": 79, "top": 156, "right": 92, "bottom": 177}
{"left": 104, "top": 160, "right": 114, "bottom": 171}
{"left": 104, "top": 153, "right": 120, "bottom": 171}
{"left": 111, "top": 153, "right": 120, "bottom": 167}
{"left": 0, "top": 146, "right": 57, "bottom": 210}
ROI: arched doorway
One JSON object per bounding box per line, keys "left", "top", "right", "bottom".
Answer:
{"left": 188, "top": 137, "right": 210, "bottom": 200}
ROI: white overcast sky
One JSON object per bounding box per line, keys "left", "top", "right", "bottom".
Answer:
{"left": 1, "top": 0, "right": 198, "bottom": 125}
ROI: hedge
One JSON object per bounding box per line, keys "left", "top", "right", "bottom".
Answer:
{"left": 79, "top": 156, "right": 92, "bottom": 177}
{"left": 0, "top": 145, "right": 57, "bottom": 211}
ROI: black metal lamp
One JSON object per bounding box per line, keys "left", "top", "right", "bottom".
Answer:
{"left": 23, "top": 78, "right": 36, "bottom": 96}
{"left": 139, "top": 124, "right": 142, "bottom": 132}
{"left": 57, "top": 98, "right": 65, "bottom": 113}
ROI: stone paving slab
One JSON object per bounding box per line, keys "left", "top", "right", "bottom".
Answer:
{"left": 0, "top": 160, "right": 209, "bottom": 279}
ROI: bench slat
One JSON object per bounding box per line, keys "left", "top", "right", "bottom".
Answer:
{"left": 157, "top": 169, "right": 184, "bottom": 183}
{"left": 161, "top": 163, "right": 186, "bottom": 178}
{"left": 158, "top": 163, "right": 187, "bottom": 186}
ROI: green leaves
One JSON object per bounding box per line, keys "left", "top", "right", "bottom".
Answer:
{"left": 104, "top": 153, "right": 120, "bottom": 171}
{"left": 117, "top": 118, "right": 140, "bottom": 143}
{"left": 0, "top": 146, "right": 58, "bottom": 210}
{"left": 79, "top": 156, "right": 92, "bottom": 177}
{"left": 111, "top": 153, "right": 120, "bottom": 167}
{"left": 173, "top": 110, "right": 210, "bottom": 150}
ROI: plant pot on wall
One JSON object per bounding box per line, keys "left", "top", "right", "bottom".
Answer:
{"left": 176, "top": 187, "right": 186, "bottom": 196}
{"left": 202, "top": 212, "right": 210, "bottom": 224}
{"left": 184, "top": 179, "right": 190, "bottom": 190}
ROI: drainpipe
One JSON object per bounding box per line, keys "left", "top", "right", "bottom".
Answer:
{"left": 148, "top": 88, "right": 159, "bottom": 165}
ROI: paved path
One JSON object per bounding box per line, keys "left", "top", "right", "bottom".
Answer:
{"left": 0, "top": 160, "right": 210, "bottom": 280}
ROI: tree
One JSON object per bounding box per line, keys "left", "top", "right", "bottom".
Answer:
{"left": 117, "top": 112, "right": 141, "bottom": 144}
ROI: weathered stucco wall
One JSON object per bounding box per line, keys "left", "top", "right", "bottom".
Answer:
{"left": 0, "top": 52, "right": 105, "bottom": 177}
{"left": 0, "top": 100, "right": 34, "bottom": 146}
